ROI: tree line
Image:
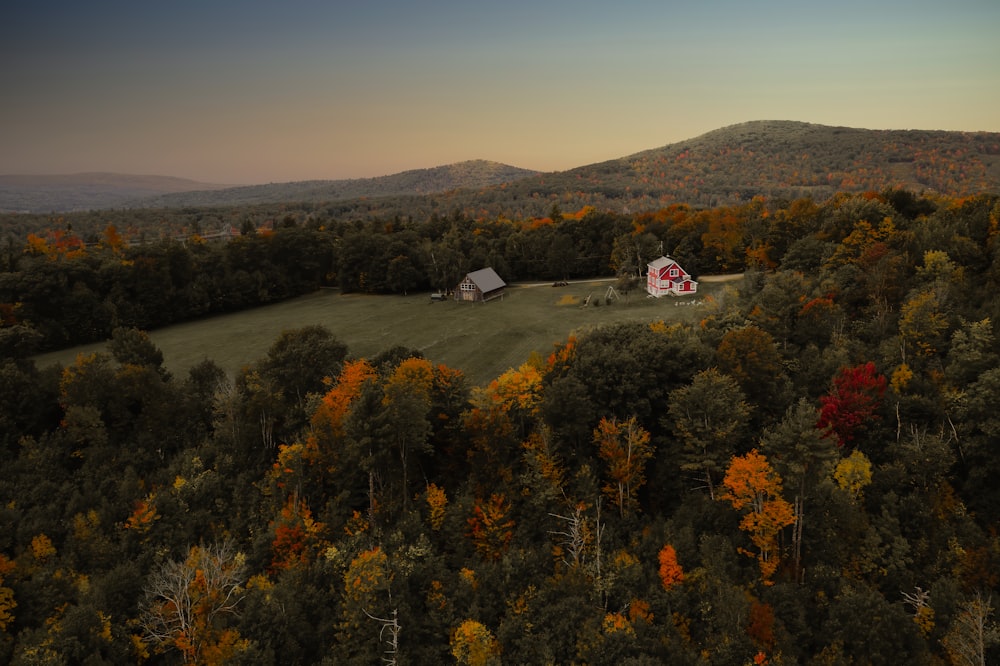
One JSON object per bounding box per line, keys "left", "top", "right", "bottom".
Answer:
{"left": 1, "top": 189, "right": 1000, "bottom": 663}
{"left": 2, "top": 191, "right": 932, "bottom": 353}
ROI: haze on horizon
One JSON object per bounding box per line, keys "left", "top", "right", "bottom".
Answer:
{"left": 2, "top": 0, "right": 998, "bottom": 186}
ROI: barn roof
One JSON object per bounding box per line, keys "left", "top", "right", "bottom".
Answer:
{"left": 466, "top": 267, "right": 506, "bottom": 292}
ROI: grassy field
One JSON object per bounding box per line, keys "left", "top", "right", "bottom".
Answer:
{"left": 34, "top": 278, "right": 740, "bottom": 387}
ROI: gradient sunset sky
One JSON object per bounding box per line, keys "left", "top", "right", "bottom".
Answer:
{"left": 2, "top": 1, "right": 998, "bottom": 184}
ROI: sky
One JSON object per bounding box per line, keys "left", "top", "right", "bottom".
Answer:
{"left": 2, "top": 1, "right": 999, "bottom": 185}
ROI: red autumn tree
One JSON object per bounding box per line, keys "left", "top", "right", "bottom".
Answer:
{"left": 269, "top": 497, "right": 324, "bottom": 573}
{"left": 816, "top": 361, "right": 887, "bottom": 447}
{"left": 747, "top": 600, "right": 776, "bottom": 651}
{"left": 467, "top": 494, "right": 515, "bottom": 561}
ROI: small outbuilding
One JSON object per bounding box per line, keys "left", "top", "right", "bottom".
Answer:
{"left": 646, "top": 256, "right": 698, "bottom": 297}
{"left": 455, "top": 267, "right": 507, "bottom": 303}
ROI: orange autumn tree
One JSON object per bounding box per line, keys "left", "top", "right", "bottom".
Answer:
{"left": 594, "top": 416, "right": 654, "bottom": 517}
{"left": 463, "top": 363, "right": 540, "bottom": 484}
{"left": 312, "top": 359, "right": 377, "bottom": 439}
{"left": 124, "top": 493, "right": 160, "bottom": 533}
{"left": 719, "top": 449, "right": 795, "bottom": 583}
{"left": 467, "top": 494, "right": 515, "bottom": 561}
{"left": 658, "top": 544, "right": 685, "bottom": 590}
{"left": 309, "top": 358, "right": 376, "bottom": 468}
{"left": 700, "top": 206, "right": 747, "bottom": 271}
{"left": 101, "top": 223, "right": 125, "bottom": 253}
{"left": 24, "top": 228, "right": 85, "bottom": 259}
{"left": 0, "top": 553, "right": 16, "bottom": 632}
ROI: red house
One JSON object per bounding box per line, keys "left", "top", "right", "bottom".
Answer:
{"left": 646, "top": 256, "right": 697, "bottom": 297}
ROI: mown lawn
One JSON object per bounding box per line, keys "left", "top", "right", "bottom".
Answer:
{"left": 34, "top": 278, "right": 739, "bottom": 387}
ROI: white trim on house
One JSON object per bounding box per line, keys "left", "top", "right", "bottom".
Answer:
{"left": 646, "top": 256, "right": 698, "bottom": 297}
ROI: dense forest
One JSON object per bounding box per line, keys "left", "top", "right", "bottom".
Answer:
{"left": 2, "top": 189, "right": 1000, "bottom": 664}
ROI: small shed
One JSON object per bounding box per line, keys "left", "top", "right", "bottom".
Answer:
{"left": 646, "top": 256, "right": 698, "bottom": 297}
{"left": 455, "top": 267, "right": 507, "bottom": 303}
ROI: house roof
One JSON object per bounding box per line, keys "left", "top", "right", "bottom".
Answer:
{"left": 648, "top": 255, "right": 679, "bottom": 270}
{"left": 465, "top": 267, "right": 506, "bottom": 292}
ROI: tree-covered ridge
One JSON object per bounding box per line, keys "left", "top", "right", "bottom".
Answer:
{"left": 0, "top": 174, "right": 235, "bottom": 215}
{"left": 4, "top": 121, "right": 999, "bottom": 229}
{"left": 0, "top": 161, "right": 539, "bottom": 215}
{"left": 2, "top": 190, "right": 1000, "bottom": 664}
{"left": 0, "top": 172, "right": 232, "bottom": 213}
{"left": 110, "top": 122, "right": 1000, "bottom": 214}
{"left": 521, "top": 121, "right": 1000, "bottom": 210}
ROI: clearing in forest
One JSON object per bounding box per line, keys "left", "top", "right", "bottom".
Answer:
{"left": 34, "top": 277, "right": 739, "bottom": 387}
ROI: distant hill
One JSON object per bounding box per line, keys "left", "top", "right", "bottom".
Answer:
{"left": 480, "top": 120, "right": 1000, "bottom": 215}
{"left": 0, "top": 173, "right": 234, "bottom": 213}
{"left": 0, "top": 161, "right": 539, "bottom": 213}
{"left": 150, "top": 120, "right": 997, "bottom": 221}
{"left": 3, "top": 122, "right": 999, "bottom": 218}
{"left": 127, "top": 160, "right": 539, "bottom": 209}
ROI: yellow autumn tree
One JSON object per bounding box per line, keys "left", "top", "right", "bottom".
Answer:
{"left": 337, "top": 547, "right": 393, "bottom": 660}
{"left": 381, "top": 357, "right": 435, "bottom": 506}
{"left": 899, "top": 289, "right": 950, "bottom": 359}
{"left": 30, "top": 534, "right": 56, "bottom": 563}
{"left": 343, "top": 547, "right": 391, "bottom": 606}
{"left": 720, "top": 449, "right": 795, "bottom": 583}
{"left": 451, "top": 619, "right": 501, "bottom": 665}
{"left": 385, "top": 357, "right": 434, "bottom": 402}
{"left": 425, "top": 483, "right": 448, "bottom": 531}
{"left": 833, "top": 449, "right": 873, "bottom": 502}
{"left": 480, "top": 361, "right": 544, "bottom": 434}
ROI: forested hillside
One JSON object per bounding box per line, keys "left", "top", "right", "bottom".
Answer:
{"left": 2, "top": 190, "right": 1000, "bottom": 664}
{"left": 4, "top": 121, "right": 999, "bottom": 242}
{"left": 0, "top": 174, "right": 234, "bottom": 215}
{"left": 117, "top": 121, "right": 1000, "bottom": 215}
{"left": 128, "top": 161, "right": 539, "bottom": 211}
{"left": 0, "top": 161, "right": 537, "bottom": 215}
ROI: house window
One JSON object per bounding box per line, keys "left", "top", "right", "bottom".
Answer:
{"left": 669, "top": 268, "right": 678, "bottom": 277}
{"left": 460, "top": 282, "right": 475, "bottom": 291}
